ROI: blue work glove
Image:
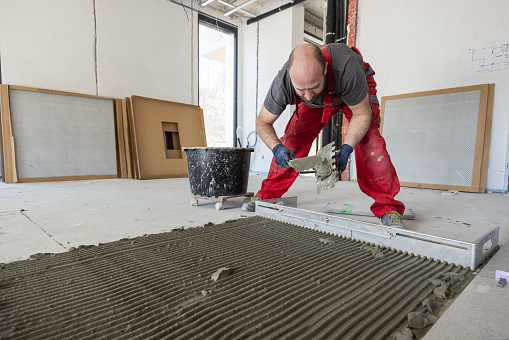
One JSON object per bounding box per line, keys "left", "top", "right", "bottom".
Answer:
{"left": 335, "top": 144, "right": 354, "bottom": 174}
{"left": 272, "top": 144, "right": 295, "bottom": 168}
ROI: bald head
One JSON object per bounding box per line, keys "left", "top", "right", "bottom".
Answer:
{"left": 288, "top": 44, "right": 325, "bottom": 73}
{"left": 287, "top": 44, "right": 327, "bottom": 103}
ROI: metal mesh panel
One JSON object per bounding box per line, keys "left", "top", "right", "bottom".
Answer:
{"left": 383, "top": 90, "right": 481, "bottom": 187}
{"left": 9, "top": 89, "right": 117, "bottom": 178}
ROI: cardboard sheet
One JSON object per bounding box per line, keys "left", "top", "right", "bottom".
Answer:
{"left": 0, "top": 85, "right": 6, "bottom": 182}
{"left": 125, "top": 97, "right": 140, "bottom": 179}
{"left": 129, "top": 95, "right": 206, "bottom": 179}
{"left": 0, "top": 85, "right": 17, "bottom": 183}
{"left": 121, "top": 99, "right": 132, "bottom": 179}
{"left": 114, "top": 99, "right": 128, "bottom": 179}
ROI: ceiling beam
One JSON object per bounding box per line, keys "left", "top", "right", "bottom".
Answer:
{"left": 247, "top": 0, "right": 306, "bottom": 25}
{"left": 200, "top": 0, "right": 256, "bottom": 17}
{"left": 224, "top": 0, "right": 258, "bottom": 16}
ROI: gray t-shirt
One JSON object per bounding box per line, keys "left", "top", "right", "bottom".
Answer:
{"left": 263, "top": 43, "right": 369, "bottom": 115}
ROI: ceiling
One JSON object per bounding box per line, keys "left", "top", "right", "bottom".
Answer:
{"left": 201, "top": 0, "right": 324, "bottom": 40}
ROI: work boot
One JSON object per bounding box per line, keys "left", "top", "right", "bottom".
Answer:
{"left": 381, "top": 211, "right": 405, "bottom": 229}
{"left": 242, "top": 196, "right": 261, "bottom": 212}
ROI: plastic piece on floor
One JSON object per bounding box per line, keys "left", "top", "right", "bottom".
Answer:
{"left": 495, "top": 270, "right": 508, "bottom": 287}
{"left": 441, "top": 190, "right": 459, "bottom": 195}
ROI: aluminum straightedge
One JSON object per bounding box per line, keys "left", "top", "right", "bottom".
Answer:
{"left": 255, "top": 202, "right": 498, "bottom": 270}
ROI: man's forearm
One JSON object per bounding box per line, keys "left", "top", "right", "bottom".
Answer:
{"left": 343, "top": 95, "right": 373, "bottom": 148}
{"left": 343, "top": 113, "right": 371, "bottom": 148}
{"left": 256, "top": 119, "right": 281, "bottom": 151}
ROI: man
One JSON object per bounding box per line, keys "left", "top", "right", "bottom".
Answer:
{"left": 242, "top": 43, "right": 406, "bottom": 228}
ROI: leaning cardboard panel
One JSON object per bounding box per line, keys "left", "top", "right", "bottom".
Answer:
{"left": 0, "top": 85, "right": 18, "bottom": 183}
{"left": 114, "top": 99, "right": 128, "bottom": 179}
{"left": 2, "top": 85, "right": 119, "bottom": 183}
{"left": 480, "top": 84, "right": 495, "bottom": 191}
{"left": 380, "top": 84, "right": 494, "bottom": 193}
{"left": 130, "top": 95, "right": 206, "bottom": 179}
{"left": 121, "top": 98, "right": 133, "bottom": 179}
{"left": 0, "top": 85, "right": 5, "bottom": 182}
{"left": 125, "top": 97, "right": 141, "bottom": 179}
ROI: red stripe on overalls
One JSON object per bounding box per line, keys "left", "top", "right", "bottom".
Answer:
{"left": 319, "top": 45, "right": 336, "bottom": 123}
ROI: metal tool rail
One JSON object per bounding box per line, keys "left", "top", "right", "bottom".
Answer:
{"left": 256, "top": 202, "right": 498, "bottom": 270}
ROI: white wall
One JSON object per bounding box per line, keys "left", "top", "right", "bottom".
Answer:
{"left": 0, "top": 0, "right": 97, "bottom": 94}
{"left": 356, "top": 0, "right": 509, "bottom": 192}
{"left": 239, "top": 4, "right": 305, "bottom": 173}
{"left": 95, "top": 0, "right": 195, "bottom": 103}
{"left": 0, "top": 0, "right": 238, "bottom": 106}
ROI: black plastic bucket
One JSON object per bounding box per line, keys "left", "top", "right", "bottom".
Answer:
{"left": 183, "top": 147, "right": 254, "bottom": 197}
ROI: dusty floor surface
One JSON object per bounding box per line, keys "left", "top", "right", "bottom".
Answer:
{"left": 0, "top": 217, "right": 473, "bottom": 340}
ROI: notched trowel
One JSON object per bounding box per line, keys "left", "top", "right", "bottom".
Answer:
{"left": 288, "top": 142, "right": 338, "bottom": 194}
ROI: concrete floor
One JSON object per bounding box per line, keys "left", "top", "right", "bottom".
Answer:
{"left": 1, "top": 173, "right": 508, "bottom": 339}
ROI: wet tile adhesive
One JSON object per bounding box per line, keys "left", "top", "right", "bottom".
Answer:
{"left": 0, "top": 216, "right": 484, "bottom": 340}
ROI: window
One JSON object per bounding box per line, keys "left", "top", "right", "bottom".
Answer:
{"left": 198, "top": 15, "right": 237, "bottom": 147}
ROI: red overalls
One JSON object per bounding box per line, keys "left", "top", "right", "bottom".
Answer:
{"left": 256, "top": 46, "right": 405, "bottom": 218}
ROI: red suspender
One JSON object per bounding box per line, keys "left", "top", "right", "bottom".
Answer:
{"left": 319, "top": 45, "right": 337, "bottom": 124}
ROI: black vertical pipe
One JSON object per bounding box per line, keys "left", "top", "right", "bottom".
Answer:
{"left": 330, "top": 0, "right": 342, "bottom": 150}
{"left": 332, "top": 0, "right": 349, "bottom": 152}
{"left": 325, "top": 0, "right": 336, "bottom": 44}
{"left": 335, "top": 0, "right": 342, "bottom": 42}
{"left": 322, "top": 0, "right": 349, "bottom": 150}
{"left": 321, "top": 0, "right": 336, "bottom": 148}
{"left": 337, "top": 0, "right": 348, "bottom": 43}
